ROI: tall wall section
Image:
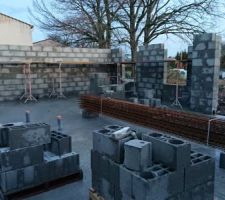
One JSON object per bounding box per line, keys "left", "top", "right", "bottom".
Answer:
{"left": 136, "top": 44, "right": 167, "bottom": 99}
{"left": 190, "top": 33, "right": 222, "bottom": 114}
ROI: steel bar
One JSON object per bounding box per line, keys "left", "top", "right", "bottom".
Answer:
{"left": 80, "top": 95, "right": 225, "bottom": 149}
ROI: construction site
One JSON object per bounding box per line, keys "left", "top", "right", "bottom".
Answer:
{"left": 0, "top": 9, "right": 225, "bottom": 200}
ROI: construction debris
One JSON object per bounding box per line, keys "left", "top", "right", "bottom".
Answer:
{"left": 91, "top": 125, "right": 215, "bottom": 200}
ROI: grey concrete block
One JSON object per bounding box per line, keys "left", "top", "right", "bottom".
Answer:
{"left": 219, "top": 152, "right": 225, "bottom": 169}
{"left": 119, "top": 165, "right": 133, "bottom": 197}
{"left": 169, "top": 180, "right": 214, "bottom": 200}
{"left": 132, "top": 164, "right": 184, "bottom": 200}
{"left": 104, "top": 125, "right": 123, "bottom": 132}
{"left": 142, "top": 132, "right": 191, "bottom": 170}
{"left": 99, "top": 178, "right": 114, "bottom": 200}
{"left": 124, "top": 139, "right": 152, "bottom": 172}
{"left": 8, "top": 123, "right": 51, "bottom": 149}
{"left": 185, "top": 151, "right": 215, "bottom": 190}
{"left": 0, "top": 145, "right": 43, "bottom": 172}
{"left": 93, "top": 129, "right": 133, "bottom": 163}
{"left": 48, "top": 131, "right": 72, "bottom": 156}
{"left": 0, "top": 122, "right": 25, "bottom": 147}
{"left": 44, "top": 151, "right": 80, "bottom": 181}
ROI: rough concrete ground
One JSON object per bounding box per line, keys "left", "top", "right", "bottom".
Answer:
{"left": 0, "top": 98, "right": 224, "bottom": 200}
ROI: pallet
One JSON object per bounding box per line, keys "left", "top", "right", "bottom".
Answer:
{"left": 89, "top": 188, "right": 104, "bottom": 200}
{"left": 1, "top": 170, "right": 83, "bottom": 200}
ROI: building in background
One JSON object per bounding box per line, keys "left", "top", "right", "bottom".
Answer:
{"left": 33, "top": 39, "right": 65, "bottom": 47}
{"left": 0, "top": 13, "right": 33, "bottom": 46}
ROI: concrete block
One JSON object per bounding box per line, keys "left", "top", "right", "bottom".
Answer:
{"left": 93, "top": 129, "right": 133, "bottom": 163}
{"left": 49, "top": 131, "right": 72, "bottom": 156}
{"left": 124, "top": 139, "right": 152, "bottom": 171}
{"left": 8, "top": 123, "right": 51, "bottom": 149}
{"left": 184, "top": 180, "right": 214, "bottom": 200}
{"left": 99, "top": 178, "right": 114, "bottom": 200}
{"left": 44, "top": 151, "right": 80, "bottom": 181}
{"left": 119, "top": 165, "right": 133, "bottom": 197}
{"left": 169, "top": 180, "right": 214, "bottom": 200}
{"left": 104, "top": 125, "right": 123, "bottom": 132}
{"left": 139, "top": 98, "right": 150, "bottom": 105}
{"left": 219, "top": 152, "right": 225, "bottom": 169}
{"left": 185, "top": 151, "right": 215, "bottom": 190}
{"left": 0, "top": 168, "right": 18, "bottom": 193}
{"left": 0, "top": 145, "right": 43, "bottom": 172}
{"left": 142, "top": 132, "right": 191, "bottom": 170}
{"left": 132, "top": 164, "right": 184, "bottom": 200}
{"left": 0, "top": 122, "right": 25, "bottom": 147}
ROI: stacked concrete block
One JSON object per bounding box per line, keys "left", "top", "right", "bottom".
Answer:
{"left": 0, "top": 121, "right": 81, "bottom": 196}
{"left": 91, "top": 126, "right": 215, "bottom": 200}
{"left": 136, "top": 44, "right": 167, "bottom": 101}
{"left": 46, "top": 130, "right": 72, "bottom": 156}
{"left": 190, "top": 33, "right": 222, "bottom": 114}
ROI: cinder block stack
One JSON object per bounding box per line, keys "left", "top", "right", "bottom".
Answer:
{"left": 0, "top": 122, "right": 81, "bottom": 197}
{"left": 91, "top": 126, "right": 215, "bottom": 200}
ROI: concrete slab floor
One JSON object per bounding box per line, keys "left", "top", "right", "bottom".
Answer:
{"left": 0, "top": 98, "right": 224, "bottom": 200}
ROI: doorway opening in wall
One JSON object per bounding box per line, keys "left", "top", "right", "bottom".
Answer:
{"left": 165, "top": 59, "right": 188, "bottom": 86}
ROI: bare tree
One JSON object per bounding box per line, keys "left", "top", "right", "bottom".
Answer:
{"left": 31, "top": 0, "right": 224, "bottom": 61}
{"left": 114, "top": 0, "right": 224, "bottom": 61}
{"left": 30, "top": 0, "right": 122, "bottom": 48}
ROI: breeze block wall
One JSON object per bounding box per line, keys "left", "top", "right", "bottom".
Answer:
{"left": 190, "top": 33, "right": 222, "bottom": 114}
{"left": 136, "top": 44, "right": 167, "bottom": 99}
{"left": 0, "top": 45, "right": 120, "bottom": 101}
{"left": 0, "top": 63, "right": 116, "bottom": 102}
{"left": 0, "top": 45, "right": 112, "bottom": 63}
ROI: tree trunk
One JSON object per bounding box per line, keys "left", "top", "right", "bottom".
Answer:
{"left": 104, "top": 0, "right": 111, "bottom": 48}
{"left": 130, "top": 0, "right": 137, "bottom": 61}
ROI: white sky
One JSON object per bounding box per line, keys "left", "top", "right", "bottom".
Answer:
{"left": 0, "top": 0, "right": 224, "bottom": 56}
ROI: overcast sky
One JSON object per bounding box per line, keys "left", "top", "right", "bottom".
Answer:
{"left": 0, "top": 0, "right": 224, "bottom": 56}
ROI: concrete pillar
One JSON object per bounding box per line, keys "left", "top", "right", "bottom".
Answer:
{"left": 136, "top": 44, "right": 167, "bottom": 99}
{"left": 190, "top": 33, "right": 222, "bottom": 114}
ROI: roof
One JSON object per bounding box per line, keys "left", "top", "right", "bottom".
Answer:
{"left": 0, "top": 12, "right": 33, "bottom": 29}
{"left": 33, "top": 39, "right": 66, "bottom": 47}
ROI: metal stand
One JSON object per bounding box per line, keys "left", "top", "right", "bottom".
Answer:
{"left": 57, "top": 62, "right": 66, "bottom": 98}
{"left": 20, "top": 63, "right": 37, "bottom": 103}
{"left": 49, "top": 78, "right": 57, "bottom": 98}
{"left": 171, "top": 61, "right": 183, "bottom": 110}
{"left": 20, "top": 64, "right": 28, "bottom": 100}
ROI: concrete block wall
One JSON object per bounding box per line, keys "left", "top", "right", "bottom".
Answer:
{"left": 0, "top": 63, "right": 115, "bottom": 101}
{"left": 111, "top": 49, "right": 124, "bottom": 63}
{"left": 136, "top": 44, "right": 167, "bottom": 100}
{"left": 190, "top": 33, "right": 222, "bottom": 114}
{"left": 91, "top": 126, "right": 215, "bottom": 200}
{"left": 0, "top": 45, "right": 112, "bottom": 64}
